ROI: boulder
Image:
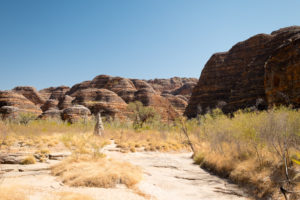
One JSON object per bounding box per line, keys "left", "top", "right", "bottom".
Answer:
{"left": 185, "top": 26, "right": 300, "bottom": 118}
{"left": 0, "top": 153, "right": 28, "bottom": 164}
{"left": 39, "top": 109, "right": 62, "bottom": 120}
{"left": 0, "top": 106, "right": 19, "bottom": 120}
{"left": 62, "top": 105, "right": 91, "bottom": 123}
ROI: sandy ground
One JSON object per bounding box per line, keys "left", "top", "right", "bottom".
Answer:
{"left": 0, "top": 141, "right": 249, "bottom": 200}
{"left": 104, "top": 141, "right": 248, "bottom": 200}
{"left": 1, "top": 160, "right": 144, "bottom": 200}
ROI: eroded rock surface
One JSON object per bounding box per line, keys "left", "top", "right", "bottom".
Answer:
{"left": 265, "top": 32, "right": 300, "bottom": 107}
{"left": 39, "top": 108, "right": 62, "bottom": 120}
{"left": 0, "top": 106, "right": 19, "bottom": 119}
{"left": 1, "top": 75, "right": 196, "bottom": 121}
{"left": 72, "top": 88, "right": 128, "bottom": 118}
{"left": 62, "top": 105, "right": 91, "bottom": 123}
{"left": 39, "top": 86, "right": 70, "bottom": 100}
{"left": 65, "top": 75, "right": 196, "bottom": 118}
{"left": 13, "top": 86, "right": 45, "bottom": 105}
{"left": 0, "top": 91, "right": 42, "bottom": 117}
{"left": 186, "top": 26, "right": 300, "bottom": 118}
{"left": 147, "top": 77, "right": 198, "bottom": 94}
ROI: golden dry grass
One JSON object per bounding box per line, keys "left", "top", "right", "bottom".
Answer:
{"left": 0, "top": 185, "right": 29, "bottom": 200}
{"left": 104, "top": 129, "right": 188, "bottom": 152}
{"left": 193, "top": 145, "right": 280, "bottom": 198}
{"left": 51, "top": 155, "right": 142, "bottom": 188}
{"left": 54, "top": 192, "right": 95, "bottom": 200}
{"left": 0, "top": 185, "right": 95, "bottom": 200}
{"left": 2, "top": 107, "right": 298, "bottom": 199}
{"left": 192, "top": 108, "right": 300, "bottom": 199}
{"left": 0, "top": 118, "right": 188, "bottom": 154}
{"left": 21, "top": 155, "right": 36, "bottom": 165}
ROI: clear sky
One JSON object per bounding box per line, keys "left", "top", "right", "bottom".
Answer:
{"left": 1, "top": 0, "right": 300, "bottom": 90}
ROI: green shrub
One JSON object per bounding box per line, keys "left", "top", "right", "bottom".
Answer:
{"left": 127, "top": 101, "right": 159, "bottom": 129}
{"left": 17, "top": 112, "right": 37, "bottom": 125}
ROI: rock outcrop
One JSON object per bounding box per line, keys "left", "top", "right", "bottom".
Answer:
{"left": 0, "top": 91, "right": 42, "bottom": 116}
{"left": 13, "top": 86, "right": 45, "bottom": 105}
{"left": 41, "top": 99, "right": 58, "bottom": 112}
{"left": 57, "top": 95, "right": 74, "bottom": 110}
{"left": 172, "top": 82, "right": 197, "bottom": 98}
{"left": 147, "top": 77, "right": 198, "bottom": 94}
{"left": 62, "top": 105, "right": 91, "bottom": 123}
{"left": 66, "top": 75, "right": 196, "bottom": 118}
{"left": 264, "top": 32, "right": 300, "bottom": 107}
{"left": 0, "top": 106, "right": 19, "bottom": 120}
{"left": 39, "top": 109, "right": 62, "bottom": 120}
{"left": 39, "top": 86, "right": 70, "bottom": 100}
{"left": 185, "top": 26, "right": 300, "bottom": 118}
{"left": 67, "top": 81, "right": 91, "bottom": 96}
{"left": 0, "top": 75, "right": 196, "bottom": 121}
{"left": 72, "top": 88, "right": 128, "bottom": 118}
{"left": 162, "top": 94, "right": 188, "bottom": 114}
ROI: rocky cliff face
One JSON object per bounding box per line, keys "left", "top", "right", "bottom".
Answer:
{"left": 0, "top": 75, "right": 197, "bottom": 121}
{"left": 185, "top": 26, "right": 300, "bottom": 118}
{"left": 264, "top": 31, "right": 300, "bottom": 108}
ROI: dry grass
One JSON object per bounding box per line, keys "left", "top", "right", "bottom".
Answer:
{"left": 3, "top": 108, "right": 298, "bottom": 199}
{"left": 52, "top": 155, "right": 142, "bottom": 188}
{"left": 104, "top": 129, "right": 188, "bottom": 152}
{"left": 0, "top": 185, "right": 95, "bottom": 200}
{"left": 0, "top": 117, "right": 188, "bottom": 154}
{"left": 191, "top": 107, "right": 300, "bottom": 199}
{"left": 0, "top": 185, "right": 29, "bottom": 200}
{"left": 54, "top": 192, "right": 95, "bottom": 200}
{"left": 21, "top": 155, "right": 36, "bottom": 165}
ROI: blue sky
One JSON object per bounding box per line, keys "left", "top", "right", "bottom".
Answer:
{"left": 1, "top": 0, "right": 300, "bottom": 90}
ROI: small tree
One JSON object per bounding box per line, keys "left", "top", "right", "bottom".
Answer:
{"left": 18, "top": 112, "right": 37, "bottom": 125}
{"left": 127, "top": 101, "right": 157, "bottom": 129}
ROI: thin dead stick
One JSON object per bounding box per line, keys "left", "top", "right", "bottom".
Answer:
{"left": 180, "top": 118, "right": 195, "bottom": 154}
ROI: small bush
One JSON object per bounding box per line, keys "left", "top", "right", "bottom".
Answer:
{"left": 193, "top": 152, "right": 205, "bottom": 165}
{"left": 21, "top": 155, "right": 36, "bottom": 165}
{"left": 52, "top": 155, "right": 142, "bottom": 188}
{"left": 17, "top": 112, "right": 37, "bottom": 125}
{"left": 127, "top": 101, "right": 159, "bottom": 129}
